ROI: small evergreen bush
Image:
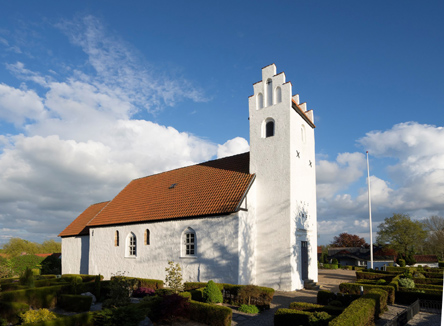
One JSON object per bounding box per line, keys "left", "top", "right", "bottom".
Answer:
{"left": 238, "top": 304, "right": 259, "bottom": 314}
{"left": 398, "top": 259, "right": 406, "bottom": 267}
{"left": 19, "top": 267, "right": 35, "bottom": 288}
{"left": 308, "top": 311, "right": 333, "bottom": 326}
{"left": 203, "top": 280, "right": 223, "bottom": 304}
{"left": 398, "top": 278, "right": 415, "bottom": 288}
{"left": 375, "top": 279, "right": 386, "bottom": 285}
{"left": 19, "top": 308, "right": 57, "bottom": 323}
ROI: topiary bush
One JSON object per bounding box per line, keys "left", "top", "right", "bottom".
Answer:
{"left": 398, "top": 278, "right": 415, "bottom": 288}
{"left": 19, "top": 267, "right": 35, "bottom": 288}
{"left": 238, "top": 304, "right": 259, "bottom": 314}
{"left": 398, "top": 259, "right": 406, "bottom": 267}
{"left": 203, "top": 280, "right": 223, "bottom": 304}
{"left": 19, "top": 308, "right": 57, "bottom": 324}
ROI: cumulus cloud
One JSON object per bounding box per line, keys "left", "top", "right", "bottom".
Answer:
{"left": 217, "top": 137, "right": 250, "bottom": 159}
{"left": 317, "top": 122, "right": 444, "bottom": 244}
{"left": 0, "top": 15, "right": 218, "bottom": 245}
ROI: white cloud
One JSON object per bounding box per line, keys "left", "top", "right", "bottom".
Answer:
{"left": 217, "top": 137, "right": 250, "bottom": 158}
{"left": 0, "top": 84, "right": 47, "bottom": 126}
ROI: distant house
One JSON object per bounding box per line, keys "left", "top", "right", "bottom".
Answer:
{"left": 413, "top": 255, "right": 439, "bottom": 268}
{"left": 328, "top": 247, "right": 395, "bottom": 270}
{"left": 59, "top": 64, "right": 319, "bottom": 291}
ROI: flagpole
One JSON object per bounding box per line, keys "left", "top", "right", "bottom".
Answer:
{"left": 366, "top": 151, "right": 374, "bottom": 269}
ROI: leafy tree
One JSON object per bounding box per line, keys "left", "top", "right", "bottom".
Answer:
{"left": 2, "top": 238, "right": 40, "bottom": 257}
{"left": 422, "top": 215, "right": 444, "bottom": 259}
{"left": 331, "top": 233, "right": 367, "bottom": 247}
{"left": 165, "top": 261, "right": 183, "bottom": 293}
{"left": 40, "top": 240, "right": 61, "bottom": 253}
{"left": 377, "top": 214, "right": 427, "bottom": 256}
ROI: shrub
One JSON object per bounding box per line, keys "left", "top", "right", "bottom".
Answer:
{"left": 155, "top": 288, "right": 175, "bottom": 296}
{"left": 238, "top": 304, "right": 259, "bottom": 314}
{"left": 132, "top": 287, "right": 155, "bottom": 298}
{"left": 332, "top": 258, "right": 338, "bottom": 265}
{"left": 395, "top": 289, "right": 443, "bottom": 305}
{"left": 94, "top": 274, "right": 101, "bottom": 299}
{"left": 316, "top": 290, "right": 360, "bottom": 306}
{"left": 157, "top": 294, "right": 189, "bottom": 323}
{"left": 10, "top": 255, "right": 44, "bottom": 275}
{"left": 0, "top": 301, "right": 29, "bottom": 325}
{"left": 188, "top": 300, "right": 232, "bottom": 326}
{"left": 328, "top": 300, "right": 342, "bottom": 307}
{"left": 0, "top": 262, "right": 14, "bottom": 279}
{"left": 19, "top": 267, "right": 35, "bottom": 288}
{"left": 179, "top": 291, "right": 192, "bottom": 300}
{"left": 329, "top": 297, "right": 376, "bottom": 326}
{"left": 40, "top": 255, "right": 61, "bottom": 275}
{"left": 439, "top": 261, "right": 444, "bottom": 268}
{"left": 165, "top": 261, "right": 184, "bottom": 293}
{"left": 19, "top": 308, "right": 57, "bottom": 324}
{"left": 308, "top": 311, "right": 333, "bottom": 326}
{"left": 398, "top": 259, "right": 406, "bottom": 267}
{"left": 93, "top": 305, "right": 145, "bottom": 326}
{"left": 339, "top": 283, "right": 396, "bottom": 304}
{"left": 58, "top": 294, "right": 93, "bottom": 312}
{"left": 0, "top": 285, "right": 64, "bottom": 308}
{"left": 103, "top": 273, "right": 137, "bottom": 308}
{"left": 239, "top": 284, "right": 261, "bottom": 305}
{"left": 274, "top": 308, "right": 311, "bottom": 326}
{"left": 25, "top": 312, "right": 94, "bottom": 326}
{"left": 203, "top": 280, "right": 223, "bottom": 304}
{"left": 376, "top": 279, "right": 387, "bottom": 285}
{"left": 398, "top": 278, "right": 415, "bottom": 288}
{"left": 70, "top": 275, "right": 83, "bottom": 295}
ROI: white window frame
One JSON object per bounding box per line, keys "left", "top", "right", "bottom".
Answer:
{"left": 181, "top": 227, "right": 197, "bottom": 258}
{"left": 126, "top": 232, "right": 137, "bottom": 258}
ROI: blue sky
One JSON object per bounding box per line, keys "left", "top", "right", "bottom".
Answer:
{"left": 0, "top": 1, "right": 443, "bottom": 247}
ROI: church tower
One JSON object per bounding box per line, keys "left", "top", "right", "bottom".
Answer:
{"left": 248, "top": 64, "right": 318, "bottom": 290}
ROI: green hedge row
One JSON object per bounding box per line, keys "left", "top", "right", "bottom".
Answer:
{"left": 188, "top": 300, "right": 232, "bottom": 326}
{"left": 0, "top": 301, "right": 29, "bottom": 324}
{"left": 395, "top": 289, "right": 443, "bottom": 305}
{"left": 329, "top": 294, "right": 379, "bottom": 326}
{"left": 316, "top": 290, "right": 360, "bottom": 306}
{"left": 356, "top": 271, "right": 396, "bottom": 281}
{"left": 183, "top": 281, "right": 274, "bottom": 306}
{"left": 386, "top": 266, "right": 415, "bottom": 273}
{"left": 415, "top": 284, "right": 443, "bottom": 290}
{"left": 0, "top": 284, "right": 66, "bottom": 308}
{"left": 423, "top": 272, "right": 444, "bottom": 279}
{"left": 413, "top": 277, "right": 443, "bottom": 285}
{"left": 289, "top": 302, "right": 344, "bottom": 315}
{"left": 58, "top": 294, "right": 93, "bottom": 312}
{"left": 0, "top": 277, "right": 19, "bottom": 284}
{"left": 111, "top": 276, "right": 164, "bottom": 290}
{"left": 339, "top": 283, "right": 395, "bottom": 304}
{"left": 22, "top": 312, "right": 94, "bottom": 326}
{"left": 274, "top": 308, "right": 312, "bottom": 326}
{"left": 322, "top": 264, "right": 339, "bottom": 269}
{"left": 439, "top": 261, "right": 444, "bottom": 268}
{"left": 61, "top": 274, "right": 103, "bottom": 283}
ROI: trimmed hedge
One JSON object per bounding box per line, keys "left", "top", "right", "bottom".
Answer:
{"left": 413, "top": 277, "right": 443, "bottom": 285}
{"left": 316, "top": 290, "right": 360, "bottom": 306}
{"left": 0, "top": 301, "right": 29, "bottom": 324}
{"left": 61, "top": 274, "right": 103, "bottom": 283}
{"left": 111, "top": 276, "right": 163, "bottom": 290}
{"left": 439, "top": 261, "right": 444, "bottom": 268}
{"left": 188, "top": 300, "right": 232, "bottom": 326}
{"left": 329, "top": 296, "right": 376, "bottom": 326}
{"left": 423, "top": 272, "right": 444, "bottom": 279}
{"left": 415, "top": 284, "right": 443, "bottom": 290}
{"left": 189, "top": 288, "right": 205, "bottom": 302}
{"left": 0, "top": 284, "right": 66, "bottom": 308}
{"left": 274, "top": 308, "right": 311, "bottom": 326}
{"left": 22, "top": 312, "right": 94, "bottom": 326}
{"left": 0, "top": 277, "right": 19, "bottom": 284}
{"left": 183, "top": 281, "right": 274, "bottom": 306}
{"left": 58, "top": 294, "right": 93, "bottom": 312}
{"left": 289, "top": 302, "right": 344, "bottom": 316}
{"left": 339, "top": 283, "right": 395, "bottom": 304}
{"left": 386, "top": 266, "right": 416, "bottom": 273}
{"left": 356, "top": 271, "right": 395, "bottom": 281}
{"left": 395, "top": 289, "right": 443, "bottom": 305}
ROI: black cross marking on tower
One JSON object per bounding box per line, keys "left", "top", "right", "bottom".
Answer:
{"left": 296, "top": 150, "right": 300, "bottom": 158}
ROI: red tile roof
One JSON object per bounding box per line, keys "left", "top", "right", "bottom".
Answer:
{"left": 413, "top": 255, "right": 438, "bottom": 263}
{"left": 60, "top": 152, "right": 254, "bottom": 236}
{"left": 59, "top": 201, "right": 110, "bottom": 237}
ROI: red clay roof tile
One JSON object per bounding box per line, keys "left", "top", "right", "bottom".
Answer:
{"left": 61, "top": 152, "right": 254, "bottom": 236}
{"left": 58, "top": 201, "right": 109, "bottom": 237}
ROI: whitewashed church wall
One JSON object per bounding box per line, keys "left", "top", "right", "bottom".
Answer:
{"left": 238, "top": 184, "right": 257, "bottom": 285}
{"left": 61, "top": 235, "right": 89, "bottom": 275}
{"left": 88, "top": 214, "right": 240, "bottom": 284}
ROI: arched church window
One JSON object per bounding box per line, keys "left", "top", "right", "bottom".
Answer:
{"left": 115, "top": 230, "right": 119, "bottom": 247}
{"left": 126, "top": 233, "right": 137, "bottom": 257}
{"left": 257, "top": 93, "right": 264, "bottom": 109}
{"left": 182, "top": 227, "right": 196, "bottom": 256}
{"left": 144, "top": 229, "right": 150, "bottom": 245}
{"left": 275, "top": 87, "right": 282, "bottom": 103}
{"left": 266, "top": 120, "right": 275, "bottom": 138}
{"left": 266, "top": 79, "right": 273, "bottom": 107}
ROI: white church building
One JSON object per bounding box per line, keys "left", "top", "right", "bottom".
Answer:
{"left": 59, "top": 64, "right": 318, "bottom": 291}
